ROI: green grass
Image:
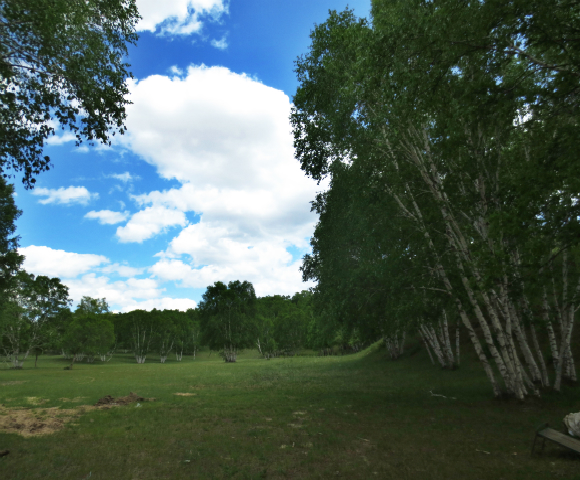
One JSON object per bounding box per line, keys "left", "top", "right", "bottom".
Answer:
{"left": 0, "top": 344, "right": 578, "bottom": 479}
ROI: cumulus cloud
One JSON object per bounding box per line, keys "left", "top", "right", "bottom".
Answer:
{"left": 65, "top": 273, "right": 160, "bottom": 302}
{"left": 123, "top": 65, "right": 305, "bottom": 188}
{"left": 85, "top": 210, "right": 130, "bottom": 225}
{"left": 20, "top": 246, "right": 109, "bottom": 278}
{"left": 148, "top": 222, "right": 313, "bottom": 296}
{"left": 20, "top": 245, "right": 194, "bottom": 312}
{"left": 118, "top": 64, "right": 322, "bottom": 296}
{"left": 100, "top": 263, "right": 145, "bottom": 277}
{"left": 31, "top": 186, "right": 98, "bottom": 205}
{"left": 136, "top": 0, "right": 227, "bottom": 35}
{"left": 64, "top": 274, "right": 196, "bottom": 312}
{"left": 116, "top": 206, "right": 188, "bottom": 243}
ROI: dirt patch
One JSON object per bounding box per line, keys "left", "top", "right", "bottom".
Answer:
{"left": 0, "top": 381, "right": 27, "bottom": 386}
{"left": 173, "top": 393, "right": 197, "bottom": 396}
{"left": 0, "top": 404, "right": 91, "bottom": 438}
{"left": 27, "top": 397, "right": 49, "bottom": 406}
{"left": 0, "top": 393, "right": 154, "bottom": 438}
{"left": 59, "top": 397, "right": 87, "bottom": 403}
{"left": 94, "top": 392, "right": 155, "bottom": 407}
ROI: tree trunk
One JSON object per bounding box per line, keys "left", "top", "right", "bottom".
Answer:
{"left": 455, "top": 325, "right": 460, "bottom": 367}
{"left": 419, "top": 329, "right": 435, "bottom": 365}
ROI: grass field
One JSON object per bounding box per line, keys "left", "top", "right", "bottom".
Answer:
{"left": 0, "top": 342, "right": 579, "bottom": 479}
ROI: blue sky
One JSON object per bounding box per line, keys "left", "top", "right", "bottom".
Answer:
{"left": 13, "top": 0, "right": 371, "bottom": 312}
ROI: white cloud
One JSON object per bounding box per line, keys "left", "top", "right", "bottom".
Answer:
{"left": 211, "top": 36, "right": 228, "bottom": 50}
{"left": 32, "top": 186, "right": 98, "bottom": 206}
{"left": 107, "top": 172, "right": 139, "bottom": 183}
{"left": 169, "top": 65, "right": 184, "bottom": 76}
{"left": 46, "top": 131, "right": 76, "bottom": 146}
{"left": 65, "top": 274, "right": 196, "bottom": 312}
{"left": 85, "top": 210, "right": 130, "bottom": 225}
{"left": 148, "top": 222, "right": 313, "bottom": 296}
{"left": 118, "top": 64, "right": 323, "bottom": 297}
{"left": 123, "top": 65, "right": 304, "bottom": 188}
{"left": 65, "top": 273, "right": 161, "bottom": 303}
{"left": 20, "top": 246, "right": 109, "bottom": 278}
{"left": 116, "top": 206, "right": 188, "bottom": 243}
{"left": 19, "top": 245, "right": 195, "bottom": 312}
{"left": 136, "top": 0, "right": 227, "bottom": 35}
{"left": 100, "top": 263, "right": 145, "bottom": 277}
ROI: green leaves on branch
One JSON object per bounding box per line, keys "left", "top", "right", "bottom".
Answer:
{"left": 0, "top": 0, "right": 140, "bottom": 187}
{"left": 293, "top": 1, "right": 580, "bottom": 397}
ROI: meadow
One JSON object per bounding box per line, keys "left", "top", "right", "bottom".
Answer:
{"left": 0, "top": 342, "right": 578, "bottom": 480}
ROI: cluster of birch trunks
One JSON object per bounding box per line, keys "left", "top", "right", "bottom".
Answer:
{"left": 376, "top": 126, "right": 577, "bottom": 400}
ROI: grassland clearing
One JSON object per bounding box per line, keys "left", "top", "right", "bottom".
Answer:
{"left": 0, "top": 344, "right": 578, "bottom": 479}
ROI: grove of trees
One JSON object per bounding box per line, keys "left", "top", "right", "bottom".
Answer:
{"left": 292, "top": 0, "right": 580, "bottom": 399}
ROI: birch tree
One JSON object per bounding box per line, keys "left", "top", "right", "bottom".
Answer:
{"left": 119, "top": 309, "right": 156, "bottom": 364}
{"left": 1, "top": 270, "right": 70, "bottom": 367}
{"left": 198, "top": 280, "right": 256, "bottom": 363}
{"left": 292, "top": 1, "right": 580, "bottom": 398}
{"left": 61, "top": 315, "right": 114, "bottom": 369}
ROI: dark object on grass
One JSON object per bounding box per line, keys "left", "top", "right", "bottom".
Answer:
{"left": 0, "top": 450, "right": 9, "bottom": 457}
{"left": 531, "top": 423, "right": 580, "bottom": 457}
{"left": 94, "top": 392, "right": 154, "bottom": 407}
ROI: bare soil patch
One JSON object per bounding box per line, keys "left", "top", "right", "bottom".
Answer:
{"left": 94, "top": 392, "right": 155, "bottom": 407}
{"left": 0, "top": 393, "right": 155, "bottom": 437}
{"left": 0, "top": 403, "right": 90, "bottom": 437}
{"left": 173, "top": 393, "right": 197, "bottom": 396}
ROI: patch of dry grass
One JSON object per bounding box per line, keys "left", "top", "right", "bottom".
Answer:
{"left": 0, "top": 404, "right": 92, "bottom": 437}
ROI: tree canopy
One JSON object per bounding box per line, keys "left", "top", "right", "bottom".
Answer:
{"left": 0, "top": 177, "right": 22, "bottom": 298}
{"left": 0, "top": 0, "right": 140, "bottom": 187}
{"left": 292, "top": 0, "right": 580, "bottom": 399}
{"left": 198, "top": 280, "right": 257, "bottom": 362}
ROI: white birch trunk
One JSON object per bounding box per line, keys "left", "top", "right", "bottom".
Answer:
{"left": 441, "top": 310, "right": 454, "bottom": 366}
{"left": 530, "top": 323, "right": 550, "bottom": 387}
{"left": 419, "top": 329, "right": 435, "bottom": 365}
{"left": 455, "top": 326, "right": 460, "bottom": 367}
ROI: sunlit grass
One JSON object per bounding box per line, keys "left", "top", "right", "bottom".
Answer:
{"left": 0, "top": 342, "right": 578, "bottom": 479}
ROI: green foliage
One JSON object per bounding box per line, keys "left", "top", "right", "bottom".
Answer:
{"left": 198, "top": 280, "right": 257, "bottom": 361}
{"left": 1, "top": 270, "right": 71, "bottom": 365}
{"left": 0, "top": 0, "right": 140, "bottom": 187}
{"left": 0, "top": 178, "right": 23, "bottom": 299}
{"left": 62, "top": 314, "right": 115, "bottom": 362}
{"left": 75, "top": 297, "right": 110, "bottom": 316}
{"left": 292, "top": 1, "right": 580, "bottom": 390}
